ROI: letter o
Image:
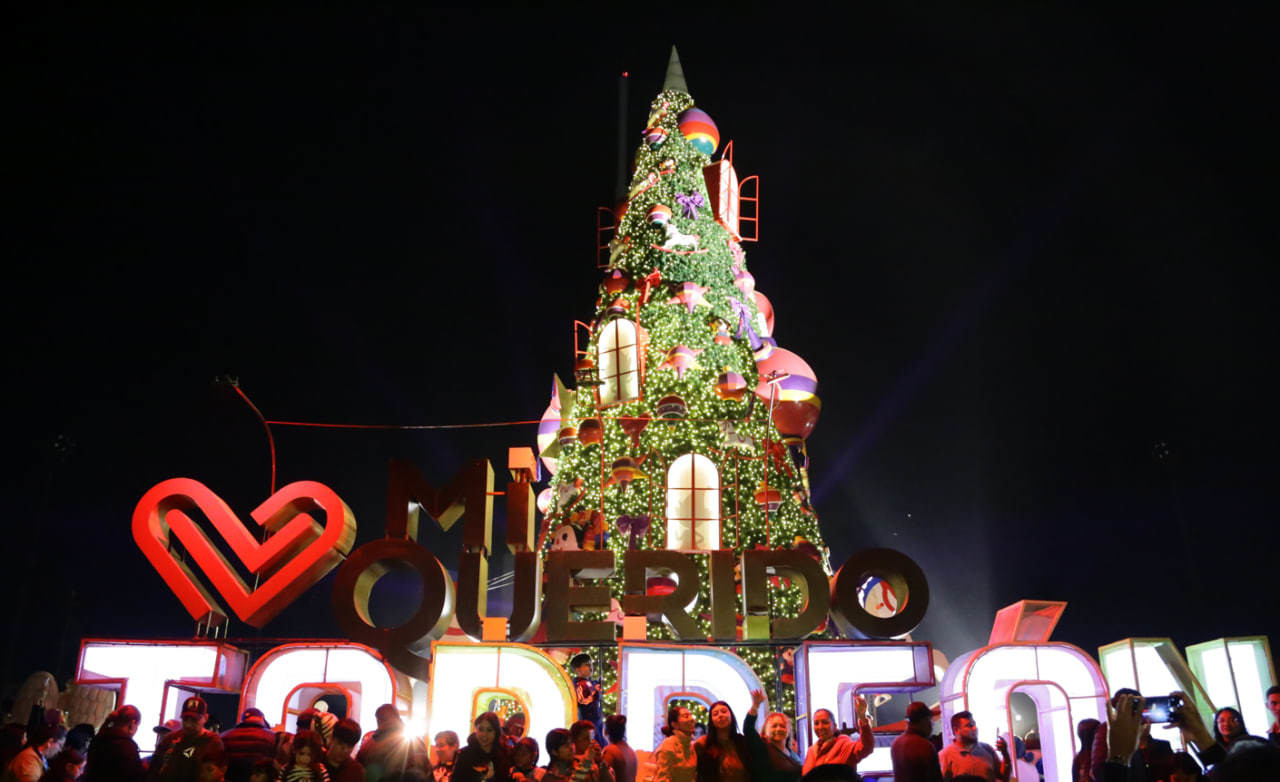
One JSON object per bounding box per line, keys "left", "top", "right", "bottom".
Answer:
{"left": 829, "top": 547, "right": 929, "bottom": 639}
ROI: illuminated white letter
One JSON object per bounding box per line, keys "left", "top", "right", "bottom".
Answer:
{"left": 76, "top": 640, "right": 248, "bottom": 742}
{"left": 619, "top": 644, "right": 763, "bottom": 753}
{"left": 941, "top": 642, "right": 1108, "bottom": 782}
{"left": 794, "top": 641, "right": 935, "bottom": 774}
{"left": 428, "top": 642, "right": 576, "bottom": 765}
{"left": 241, "top": 642, "right": 410, "bottom": 734}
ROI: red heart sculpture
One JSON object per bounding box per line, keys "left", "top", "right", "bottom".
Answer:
{"left": 133, "top": 478, "right": 356, "bottom": 627}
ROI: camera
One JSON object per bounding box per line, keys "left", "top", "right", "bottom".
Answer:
{"left": 1137, "top": 695, "right": 1182, "bottom": 723}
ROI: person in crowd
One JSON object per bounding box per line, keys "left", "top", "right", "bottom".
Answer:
{"left": 1211, "top": 707, "right": 1261, "bottom": 751}
{"left": 1006, "top": 735, "right": 1038, "bottom": 782}
{"left": 65, "top": 725, "right": 94, "bottom": 755}
{"left": 222, "top": 708, "right": 278, "bottom": 782}
{"left": 35, "top": 748, "right": 84, "bottom": 782}
{"left": 1168, "top": 751, "right": 1204, "bottom": 782}
{"left": 1023, "top": 732, "right": 1043, "bottom": 781}
{"left": 273, "top": 735, "right": 294, "bottom": 779}
{"left": 355, "top": 705, "right": 429, "bottom": 782}
{"left": 1073, "top": 718, "right": 1100, "bottom": 782}
{"left": 249, "top": 759, "right": 280, "bottom": 782}
{"left": 1089, "top": 688, "right": 1173, "bottom": 782}
{"left": 7, "top": 725, "right": 67, "bottom": 782}
{"left": 694, "top": 701, "right": 747, "bottom": 782}
{"left": 85, "top": 704, "right": 145, "bottom": 782}
{"left": 802, "top": 697, "right": 873, "bottom": 776}
{"left": 890, "top": 701, "right": 942, "bottom": 782}
{"left": 570, "top": 655, "right": 603, "bottom": 743}
{"left": 149, "top": 696, "right": 226, "bottom": 781}
{"left": 743, "top": 689, "right": 800, "bottom": 782}
{"left": 283, "top": 731, "right": 330, "bottom": 781}
{"left": 502, "top": 716, "right": 526, "bottom": 752}
{"left": 508, "top": 737, "right": 541, "bottom": 781}
{"left": 296, "top": 710, "right": 336, "bottom": 754}
{"left": 600, "top": 714, "right": 637, "bottom": 782}
{"left": 1097, "top": 692, "right": 1145, "bottom": 782}
{"left": 938, "top": 710, "right": 1009, "bottom": 782}
{"left": 652, "top": 705, "right": 696, "bottom": 782}
{"left": 323, "top": 719, "right": 363, "bottom": 782}
{"left": 568, "top": 721, "right": 608, "bottom": 782}
{"left": 1164, "top": 691, "right": 1279, "bottom": 779}
{"left": 452, "top": 712, "right": 509, "bottom": 782}
{"left": 1267, "top": 685, "right": 1280, "bottom": 747}
{"left": 154, "top": 721, "right": 182, "bottom": 756}
{"left": 430, "top": 732, "right": 458, "bottom": 782}
{"left": 197, "top": 749, "right": 228, "bottom": 782}
{"left": 0, "top": 725, "right": 27, "bottom": 776}
{"left": 540, "top": 729, "right": 573, "bottom": 782}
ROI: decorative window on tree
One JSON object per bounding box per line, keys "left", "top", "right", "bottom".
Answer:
{"left": 666, "top": 454, "right": 721, "bottom": 550}
{"left": 598, "top": 319, "right": 641, "bottom": 407}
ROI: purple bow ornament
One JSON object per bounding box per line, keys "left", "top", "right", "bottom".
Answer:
{"left": 728, "top": 296, "right": 763, "bottom": 350}
{"left": 617, "top": 514, "right": 652, "bottom": 549}
{"left": 675, "top": 191, "right": 705, "bottom": 220}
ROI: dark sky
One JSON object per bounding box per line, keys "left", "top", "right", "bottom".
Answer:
{"left": 6, "top": 8, "right": 1276, "bottom": 695}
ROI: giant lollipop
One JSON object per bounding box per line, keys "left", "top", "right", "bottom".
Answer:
{"left": 754, "top": 347, "right": 821, "bottom": 439}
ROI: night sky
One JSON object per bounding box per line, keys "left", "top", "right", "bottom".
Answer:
{"left": 6, "top": 8, "right": 1276, "bottom": 698}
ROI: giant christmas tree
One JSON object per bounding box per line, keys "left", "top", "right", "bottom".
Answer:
{"left": 535, "top": 50, "right": 829, "bottom": 709}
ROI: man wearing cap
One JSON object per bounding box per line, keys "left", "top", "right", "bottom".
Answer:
{"left": 892, "top": 702, "right": 943, "bottom": 782}
{"left": 148, "top": 696, "right": 226, "bottom": 781}
{"left": 220, "top": 708, "right": 277, "bottom": 782}
{"left": 85, "top": 704, "right": 146, "bottom": 782}
{"left": 152, "top": 719, "right": 182, "bottom": 760}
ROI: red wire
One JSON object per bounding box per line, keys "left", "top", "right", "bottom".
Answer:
{"left": 263, "top": 415, "right": 748, "bottom": 430}
{"left": 233, "top": 386, "right": 277, "bottom": 494}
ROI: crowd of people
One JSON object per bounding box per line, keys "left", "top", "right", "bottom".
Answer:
{"left": 1, "top": 683, "right": 1276, "bottom": 782}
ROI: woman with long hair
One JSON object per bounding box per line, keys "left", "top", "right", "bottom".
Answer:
{"left": 694, "top": 701, "right": 749, "bottom": 782}
{"left": 653, "top": 705, "right": 697, "bottom": 782}
{"left": 454, "top": 711, "right": 512, "bottom": 782}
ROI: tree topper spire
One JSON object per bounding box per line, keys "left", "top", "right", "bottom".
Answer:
{"left": 663, "top": 46, "right": 688, "bottom": 94}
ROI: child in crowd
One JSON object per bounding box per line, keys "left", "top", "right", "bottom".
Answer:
{"left": 250, "top": 758, "right": 281, "bottom": 782}
{"left": 510, "top": 736, "right": 543, "bottom": 781}
{"left": 195, "top": 750, "right": 227, "bottom": 782}
{"left": 284, "top": 730, "right": 331, "bottom": 781}
{"left": 570, "top": 654, "right": 602, "bottom": 742}
{"left": 36, "top": 748, "right": 85, "bottom": 782}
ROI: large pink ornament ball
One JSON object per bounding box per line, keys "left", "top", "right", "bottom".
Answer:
{"left": 754, "top": 347, "right": 821, "bottom": 439}
{"left": 753, "top": 291, "right": 775, "bottom": 336}
{"left": 678, "top": 107, "right": 720, "bottom": 155}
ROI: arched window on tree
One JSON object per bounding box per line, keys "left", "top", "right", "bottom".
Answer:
{"left": 666, "top": 454, "right": 720, "bottom": 550}
{"left": 598, "top": 319, "right": 640, "bottom": 407}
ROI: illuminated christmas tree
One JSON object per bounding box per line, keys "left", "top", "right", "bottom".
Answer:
{"left": 535, "top": 50, "right": 828, "bottom": 709}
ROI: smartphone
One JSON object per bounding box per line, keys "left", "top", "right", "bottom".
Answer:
{"left": 1140, "top": 695, "right": 1182, "bottom": 723}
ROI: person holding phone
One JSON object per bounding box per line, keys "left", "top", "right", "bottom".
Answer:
{"left": 1089, "top": 689, "right": 1173, "bottom": 782}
